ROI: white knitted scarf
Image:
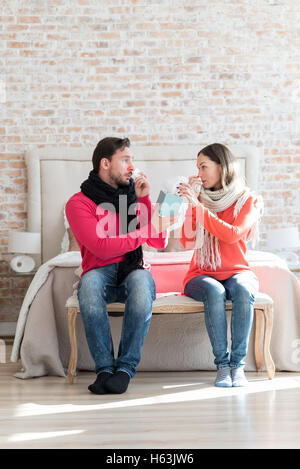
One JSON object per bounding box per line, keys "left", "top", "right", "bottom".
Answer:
{"left": 195, "top": 181, "right": 263, "bottom": 270}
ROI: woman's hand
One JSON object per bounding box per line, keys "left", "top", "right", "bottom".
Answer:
{"left": 150, "top": 203, "right": 180, "bottom": 234}
{"left": 134, "top": 172, "right": 150, "bottom": 198}
{"left": 177, "top": 183, "right": 200, "bottom": 207}
{"left": 188, "top": 176, "right": 202, "bottom": 192}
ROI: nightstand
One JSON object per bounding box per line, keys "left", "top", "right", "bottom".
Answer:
{"left": 0, "top": 271, "right": 36, "bottom": 332}
{"left": 0, "top": 271, "right": 37, "bottom": 277}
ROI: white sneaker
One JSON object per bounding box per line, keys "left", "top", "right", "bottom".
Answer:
{"left": 215, "top": 367, "right": 232, "bottom": 387}
{"left": 231, "top": 367, "right": 248, "bottom": 387}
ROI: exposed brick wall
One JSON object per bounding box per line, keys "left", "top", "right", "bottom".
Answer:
{"left": 0, "top": 273, "right": 33, "bottom": 322}
{"left": 0, "top": 0, "right": 299, "bottom": 319}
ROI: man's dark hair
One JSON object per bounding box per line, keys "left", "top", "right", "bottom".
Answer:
{"left": 92, "top": 137, "right": 131, "bottom": 172}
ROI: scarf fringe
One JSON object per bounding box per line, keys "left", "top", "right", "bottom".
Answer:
{"left": 195, "top": 187, "right": 263, "bottom": 270}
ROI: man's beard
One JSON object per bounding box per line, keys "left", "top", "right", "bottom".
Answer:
{"left": 109, "top": 171, "right": 130, "bottom": 188}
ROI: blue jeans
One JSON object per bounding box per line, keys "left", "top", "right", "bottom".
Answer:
{"left": 78, "top": 263, "right": 156, "bottom": 378}
{"left": 184, "top": 272, "right": 259, "bottom": 369}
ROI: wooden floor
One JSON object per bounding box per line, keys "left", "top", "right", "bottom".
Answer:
{"left": 1, "top": 343, "right": 300, "bottom": 449}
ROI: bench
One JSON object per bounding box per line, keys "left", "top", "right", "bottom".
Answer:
{"left": 65, "top": 292, "right": 275, "bottom": 384}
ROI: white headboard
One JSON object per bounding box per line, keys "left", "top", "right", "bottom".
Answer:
{"left": 25, "top": 144, "right": 262, "bottom": 264}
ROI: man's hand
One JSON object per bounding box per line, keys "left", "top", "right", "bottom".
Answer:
{"left": 134, "top": 172, "right": 150, "bottom": 198}
{"left": 150, "top": 203, "right": 180, "bottom": 234}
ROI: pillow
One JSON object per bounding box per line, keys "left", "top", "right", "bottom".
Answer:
{"left": 75, "top": 265, "right": 83, "bottom": 277}
{"left": 162, "top": 227, "right": 187, "bottom": 252}
{"left": 61, "top": 203, "right": 80, "bottom": 253}
{"left": 143, "top": 249, "right": 194, "bottom": 293}
{"left": 68, "top": 228, "right": 80, "bottom": 251}
{"left": 142, "top": 226, "right": 189, "bottom": 253}
{"left": 142, "top": 242, "right": 158, "bottom": 253}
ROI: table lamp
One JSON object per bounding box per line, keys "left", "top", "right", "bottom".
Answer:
{"left": 266, "top": 226, "right": 299, "bottom": 267}
{"left": 8, "top": 231, "right": 41, "bottom": 273}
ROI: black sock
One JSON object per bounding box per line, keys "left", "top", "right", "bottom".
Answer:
{"left": 104, "top": 371, "right": 131, "bottom": 394}
{"left": 88, "top": 372, "right": 112, "bottom": 394}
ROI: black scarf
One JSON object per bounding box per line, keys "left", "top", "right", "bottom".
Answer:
{"left": 80, "top": 170, "right": 144, "bottom": 285}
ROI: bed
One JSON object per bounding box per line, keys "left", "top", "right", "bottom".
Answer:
{"left": 11, "top": 144, "right": 300, "bottom": 378}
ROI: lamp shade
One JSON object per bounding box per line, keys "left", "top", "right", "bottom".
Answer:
{"left": 266, "top": 227, "right": 299, "bottom": 250}
{"left": 8, "top": 231, "right": 41, "bottom": 254}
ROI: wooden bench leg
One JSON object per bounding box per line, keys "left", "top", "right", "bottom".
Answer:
{"left": 254, "top": 308, "right": 264, "bottom": 374}
{"left": 263, "top": 304, "right": 275, "bottom": 380}
{"left": 67, "top": 307, "right": 78, "bottom": 384}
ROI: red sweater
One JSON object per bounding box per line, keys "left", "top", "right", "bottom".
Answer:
{"left": 181, "top": 194, "right": 259, "bottom": 289}
{"left": 66, "top": 192, "right": 167, "bottom": 277}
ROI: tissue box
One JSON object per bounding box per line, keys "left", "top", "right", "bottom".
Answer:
{"left": 157, "top": 190, "right": 184, "bottom": 217}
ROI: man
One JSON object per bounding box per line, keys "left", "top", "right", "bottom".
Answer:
{"left": 66, "top": 137, "right": 176, "bottom": 394}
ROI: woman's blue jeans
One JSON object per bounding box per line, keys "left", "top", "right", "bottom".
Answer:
{"left": 184, "top": 272, "right": 259, "bottom": 369}
{"left": 78, "top": 263, "right": 156, "bottom": 378}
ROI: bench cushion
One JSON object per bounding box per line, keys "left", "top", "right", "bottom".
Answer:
{"left": 66, "top": 291, "right": 273, "bottom": 314}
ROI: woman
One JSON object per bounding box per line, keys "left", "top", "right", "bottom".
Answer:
{"left": 178, "top": 143, "right": 262, "bottom": 387}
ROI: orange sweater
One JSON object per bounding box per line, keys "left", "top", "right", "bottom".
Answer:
{"left": 180, "top": 194, "right": 259, "bottom": 290}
